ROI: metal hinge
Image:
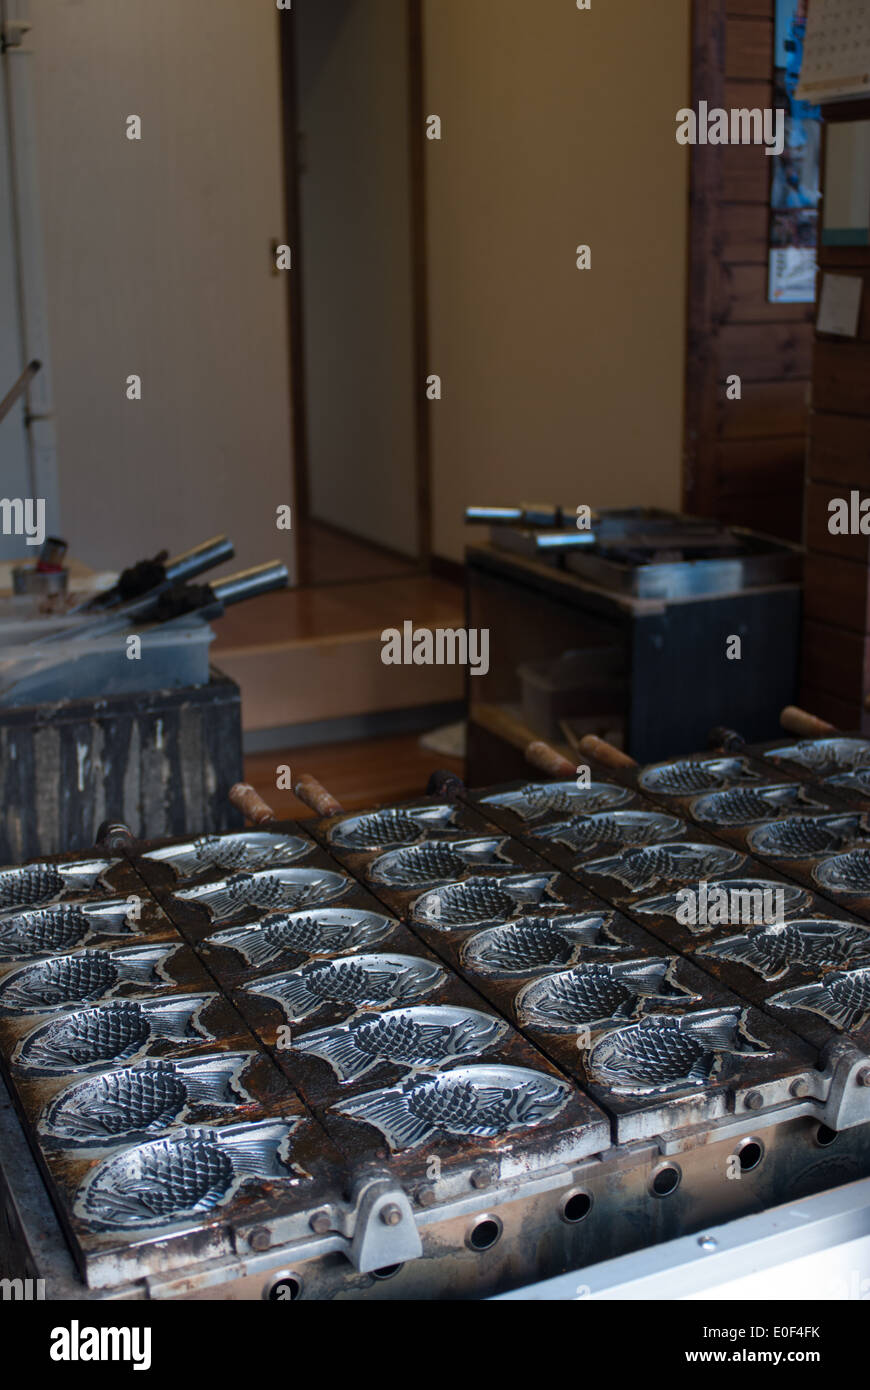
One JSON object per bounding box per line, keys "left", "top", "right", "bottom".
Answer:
{"left": 1, "top": 19, "right": 32, "bottom": 53}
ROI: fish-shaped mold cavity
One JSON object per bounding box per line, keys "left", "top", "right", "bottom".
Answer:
{"left": 532, "top": 811, "right": 685, "bottom": 856}
{"left": 204, "top": 908, "right": 398, "bottom": 970}
{"left": 0, "top": 858, "right": 115, "bottom": 910}
{"left": 328, "top": 804, "right": 459, "bottom": 852}
{"left": 74, "top": 1119, "right": 300, "bottom": 1230}
{"left": 39, "top": 1052, "right": 256, "bottom": 1145}
{"left": 0, "top": 899, "right": 138, "bottom": 961}
{"left": 764, "top": 738, "right": 870, "bottom": 775}
{"left": 827, "top": 768, "right": 870, "bottom": 798}
{"left": 173, "top": 868, "right": 349, "bottom": 921}
{"left": 814, "top": 849, "right": 870, "bottom": 898}
{"left": 333, "top": 1064, "right": 571, "bottom": 1148}
{"left": 583, "top": 843, "right": 744, "bottom": 893}
{"left": 291, "top": 1004, "right": 509, "bottom": 1081}
{"left": 0, "top": 944, "right": 180, "bottom": 1015}
{"left": 480, "top": 781, "right": 633, "bottom": 822}
{"left": 585, "top": 1007, "right": 767, "bottom": 1095}
{"left": 12, "top": 993, "right": 216, "bottom": 1074}
{"left": 515, "top": 958, "right": 692, "bottom": 1031}
{"left": 771, "top": 965, "right": 870, "bottom": 1030}
{"left": 368, "top": 837, "right": 511, "bottom": 890}
{"left": 748, "top": 814, "right": 870, "bottom": 860}
{"left": 412, "top": 874, "right": 558, "bottom": 930}
{"left": 632, "top": 877, "right": 810, "bottom": 930}
{"left": 639, "top": 758, "right": 760, "bottom": 797}
{"left": 691, "top": 784, "right": 826, "bottom": 826}
{"left": 460, "top": 912, "right": 617, "bottom": 976}
{"left": 242, "top": 953, "right": 445, "bottom": 1023}
{"left": 142, "top": 832, "right": 312, "bottom": 879}
{"left": 699, "top": 918, "right": 870, "bottom": 981}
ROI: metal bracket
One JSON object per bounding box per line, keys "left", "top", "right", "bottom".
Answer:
{"left": 816, "top": 1038, "right": 870, "bottom": 1132}
{"left": 1, "top": 19, "right": 32, "bottom": 53}
{"left": 348, "top": 1178, "right": 423, "bottom": 1274}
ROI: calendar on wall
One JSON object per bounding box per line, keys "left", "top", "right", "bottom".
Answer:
{"left": 797, "top": 0, "right": 870, "bottom": 103}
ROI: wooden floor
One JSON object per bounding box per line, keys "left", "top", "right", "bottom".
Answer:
{"left": 296, "top": 520, "right": 420, "bottom": 587}
{"left": 244, "top": 733, "right": 466, "bottom": 818}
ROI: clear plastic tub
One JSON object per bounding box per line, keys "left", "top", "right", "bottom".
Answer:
{"left": 0, "top": 617, "right": 215, "bottom": 707}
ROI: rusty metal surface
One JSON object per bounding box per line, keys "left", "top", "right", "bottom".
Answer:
{"left": 6, "top": 782, "right": 870, "bottom": 1299}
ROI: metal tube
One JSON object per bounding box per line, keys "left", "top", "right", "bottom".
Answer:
{"left": 164, "top": 535, "right": 235, "bottom": 584}
{"left": 211, "top": 561, "right": 289, "bottom": 606}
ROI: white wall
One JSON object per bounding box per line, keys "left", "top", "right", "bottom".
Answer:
{"left": 296, "top": 0, "right": 419, "bottom": 557}
{"left": 24, "top": 0, "right": 295, "bottom": 577}
{"left": 422, "top": 0, "right": 691, "bottom": 562}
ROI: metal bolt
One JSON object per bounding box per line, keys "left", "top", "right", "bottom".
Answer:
{"left": 248, "top": 1226, "right": 271, "bottom": 1252}
{"left": 470, "top": 1165, "right": 492, "bottom": 1190}
{"left": 697, "top": 1235, "right": 717, "bottom": 1251}
{"left": 416, "top": 1185, "right": 437, "bottom": 1209}
{"left": 857, "top": 1067, "right": 870, "bottom": 1088}
{"left": 790, "top": 1078, "right": 809, "bottom": 1099}
{"left": 744, "top": 1090, "right": 764, "bottom": 1111}
{"left": 309, "top": 1209, "right": 331, "bottom": 1235}
{"left": 380, "top": 1203, "right": 402, "bottom": 1227}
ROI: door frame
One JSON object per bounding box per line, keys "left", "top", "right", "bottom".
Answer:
{"left": 277, "top": 0, "right": 432, "bottom": 585}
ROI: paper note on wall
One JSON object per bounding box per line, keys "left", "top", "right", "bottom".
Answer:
{"left": 817, "top": 271, "right": 863, "bottom": 335}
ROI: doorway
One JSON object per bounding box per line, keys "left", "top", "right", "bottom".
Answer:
{"left": 281, "top": 0, "right": 430, "bottom": 588}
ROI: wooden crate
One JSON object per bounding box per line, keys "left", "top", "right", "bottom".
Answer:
{"left": 0, "top": 669, "right": 243, "bottom": 862}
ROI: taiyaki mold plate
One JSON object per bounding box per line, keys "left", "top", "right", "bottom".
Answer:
{"left": 199, "top": 905, "right": 404, "bottom": 981}
{"left": 0, "top": 986, "right": 252, "bottom": 1081}
{"left": 0, "top": 939, "right": 210, "bottom": 1016}
{"left": 477, "top": 779, "right": 637, "bottom": 825}
{"left": 689, "top": 782, "right": 829, "bottom": 827}
{"left": 746, "top": 813, "right": 870, "bottom": 862}
{"left": 45, "top": 1108, "right": 345, "bottom": 1290}
{"left": 517, "top": 809, "right": 689, "bottom": 872}
{"left": 0, "top": 851, "right": 134, "bottom": 913}
{"left": 576, "top": 841, "right": 748, "bottom": 902}
{"left": 138, "top": 829, "right": 316, "bottom": 884}
{"left": 326, "top": 801, "right": 476, "bottom": 852}
{"left": 309, "top": 792, "right": 516, "bottom": 879}
{"left": 761, "top": 737, "right": 870, "bottom": 780}
{"left": 231, "top": 954, "right": 543, "bottom": 1110}
{"left": 0, "top": 893, "right": 182, "bottom": 962}
{"left": 25, "top": 1038, "right": 298, "bottom": 1153}
{"left": 571, "top": 1002, "right": 816, "bottom": 1142}
{"left": 367, "top": 836, "right": 519, "bottom": 890}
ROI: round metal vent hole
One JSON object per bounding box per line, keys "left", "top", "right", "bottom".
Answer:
{"left": 816, "top": 1124, "right": 839, "bottom": 1148}
{"left": 561, "top": 1190, "right": 593, "bottom": 1224}
{"left": 466, "top": 1215, "right": 503, "bottom": 1252}
{"left": 650, "top": 1164, "right": 681, "bottom": 1198}
{"left": 265, "top": 1273, "right": 303, "bottom": 1301}
{"left": 736, "top": 1138, "right": 764, "bottom": 1172}
{"left": 372, "top": 1264, "right": 404, "bottom": 1281}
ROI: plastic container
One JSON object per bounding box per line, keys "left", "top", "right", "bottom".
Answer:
{"left": 0, "top": 617, "right": 215, "bottom": 707}
{"left": 518, "top": 647, "right": 624, "bottom": 740}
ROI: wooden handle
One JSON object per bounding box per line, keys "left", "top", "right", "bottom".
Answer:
{"left": 293, "top": 774, "right": 344, "bottom": 818}
{"left": 229, "top": 782, "right": 276, "bottom": 825}
{"left": 577, "top": 734, "right": 638, "bottom": 770}
{"left": 525, "top": 740, "right": 577, "bottom": 779}
{"left": 780, "top": 705, "right": 839, "bottom": 738}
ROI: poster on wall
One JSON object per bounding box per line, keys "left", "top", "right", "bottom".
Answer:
{"left": 768, "top": 0, "right": 821, "bottom": 303}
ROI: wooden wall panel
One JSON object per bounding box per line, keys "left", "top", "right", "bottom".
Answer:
{"left": 799, "top": 97, "right": 870, "bottom": 727}
{"left": 685, "top": 0, "right": 811, "bottom": 541}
